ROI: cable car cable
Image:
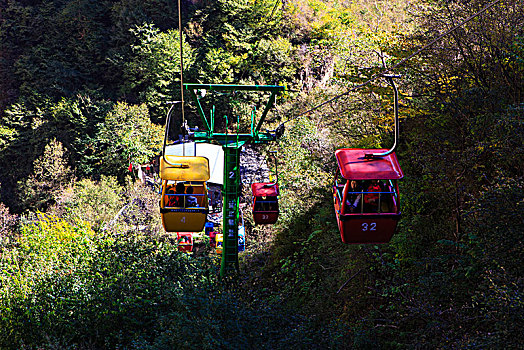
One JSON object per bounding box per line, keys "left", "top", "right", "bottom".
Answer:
{"left": 178, "top": 0, "right": 186, "bottom": 157}
{"left": 161, "top": 0, "right": 189, "bottom": 167}
{"left": 276, "top": 0, "right": 502, "bottom": 129}
{"left": 265, "top": 151, "right": 278, "bottom": 187}
{"left": 267, "top": 0, "right": 281, "bottom": 20}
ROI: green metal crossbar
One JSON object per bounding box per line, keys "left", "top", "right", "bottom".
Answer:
{"left": 186, "top": 84, "right": 285, "bottom": 145}
{"left": 184, "top": 84, "right": 284, "bottom": 277}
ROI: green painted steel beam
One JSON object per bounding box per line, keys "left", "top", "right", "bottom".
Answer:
{"left": 188, "top": 89, "right": 211, "bottom": 132}
{"left": 193, "top": 132, "right": 275, "bottom": 144}
{"left": 254, "top": 90, "right": 277, "bottom": 134}
{"left": 220, "top": 144, "right": 242, "bottom": 277}
{"left": 186, "top": 84, "right": 284, "bottom": 143}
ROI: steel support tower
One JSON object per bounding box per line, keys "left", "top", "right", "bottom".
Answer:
{"left": 185, "top": 84, "right": 284, "bottom": 277}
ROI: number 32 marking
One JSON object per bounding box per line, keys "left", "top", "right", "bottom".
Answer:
{"left": 361, "top": 222, "right": 376, "bottom": 231}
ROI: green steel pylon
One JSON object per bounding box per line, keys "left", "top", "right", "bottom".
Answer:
{"left": 220, "top": 142, "right": 243, "bottom": 275}
{"left": 185, "top": 84, "right": 285, "bottom": 277}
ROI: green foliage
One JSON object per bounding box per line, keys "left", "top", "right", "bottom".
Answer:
{"left": 0, "top": 94, "right": 114, "bottom": 210}
{"left": 466, "top": 174, "right": 523, "bottom": 281}
{"left": 0, "top": 0, "right": 522, "bottom": 348}
{"left": 111, "top": 181, "right": 164, "bottom": 236}
{"left": 65, "top": 94, "right": 114, "bottom": 179}
{"left": 17, "top": 139, "right": 74, "bottom": 212}
{"left": 3, "top": 1, "right": 113, "bottom": 101}
{"left": 0, "top": 214, "right": 98, "bottom": 347}
{"left": 191, "top": 0, "right": 299, "bottom": 86}
{"left": 202, "top": 47, "right": 245, "bottom": 84}
{"left": 0, "top": 210, "right": 348, "bottom": 349}
{"left": 50, "top": 176, "right": 123, "bottom": 232}
{"left": 278, "top": 116, "right": 335, "bottom": 194}
{"left": 0, "top": 96, "right": 162, "bottom": 209}
{"left": 125, "top": 24, "right": 195, "bottom": 121}
{"left": 130, "top": 288, "right": 350, "bottom": 349}
{"left": 96, "top": 102, "right": 163, "bottom": 182}
{"left": 0, "top": 202, "right": 19, "bottom": 248}
{"left": 366, "top": 2, "right": 524, "bottom": 347}
{"left": 0, "top": 213, "right": 202, "bottom": 348}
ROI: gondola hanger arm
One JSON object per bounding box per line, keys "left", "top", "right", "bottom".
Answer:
{"left": 264, "top": 151, "right": 278, "bottom": 187}
{"left": 365, "top": 74, "right": 401, "bottom": 159}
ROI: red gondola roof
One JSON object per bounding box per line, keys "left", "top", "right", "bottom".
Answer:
{"left": 251, "top": 183, "right": 279, "bottom": 196}
{"left": 335, "top": 149, "right": 404, "bottom": 180}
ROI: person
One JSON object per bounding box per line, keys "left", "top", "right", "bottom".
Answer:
{"left": 209, "top": 231, "right": 217, "bottom": 248}
{"left": 168, "top": 182, "right": 185, "bottom": 207}
{"left": 185, "top": 186, "right": 198, "bottom": 207}
{"left": 346, "top": 180, "right": 362, "bottom": 213}
{"left": 266, "top": 196, "right": 278, "bottom": 212}
{"left": 214, "top": 189, "right": 222, "bottom": 212}
{"left": 256, "top": 196, "right": 271, "bottom": 211}
{"left": 165, "top": 187, "right": 176, "bottom": 207}
{"left": 364, "top": 179, "right": 382, "bottom": 213}
{"left": 209, "top": 189, "right": 217, "bottom": 212}
{"left": 380, "top": 182, "right": 393, "bottom": 213}
{"left": 152, "top": 157, "right": 160, "bottom": 180}
{"left": 145, "top": 174, "right": 155, "bottom": 191}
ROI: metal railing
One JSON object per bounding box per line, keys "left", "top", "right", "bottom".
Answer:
{"left": 345, "top": 189, "right": 398, "bottom": 214}
{"left": 164, "top": 193, "right": 206, "bottom": 208}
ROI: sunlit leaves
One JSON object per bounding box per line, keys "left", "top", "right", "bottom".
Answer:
{"left": 51, "top": 176, "right": 123, "bottom": 232}
{"left": 96, "top": 102, "right": 163, "bottom": 181}
{"left": 126, "top": 23, "right": 195, "bottom": 121}
{"left": 17, "top": 139, "right": 74, "bottom": 212}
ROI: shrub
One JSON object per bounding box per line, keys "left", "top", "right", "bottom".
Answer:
{"left": 50, "top": 176, "right": 123, "bottom": 232}
{"left": 0, "top": 202, "right": 19, "bottom": 248}
{"left": 17, "top": 139, "right": 74, "bottom": 212}
{"left": 0, "top": 214, "right": 98, "bottom": 347}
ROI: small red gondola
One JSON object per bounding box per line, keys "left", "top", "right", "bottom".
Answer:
{"left": 333, "top": 149, "right": 403, "bottom": 244}
{"left": 177, "top": 232, "right": 193, "bottom": 252}
{"left": 251, "top": 183, "right": 279, "bottom": 224}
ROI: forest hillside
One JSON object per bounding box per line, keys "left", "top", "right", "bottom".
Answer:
{"left": 0, "top": 0, "right": 522, "bottom": 348}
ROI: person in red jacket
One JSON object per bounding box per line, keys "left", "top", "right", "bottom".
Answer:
{"left": 166, "top": 182, "right": 185, "bottom": 207}
{"left": 364, "top": 179, "right": 382, "bottom": 213}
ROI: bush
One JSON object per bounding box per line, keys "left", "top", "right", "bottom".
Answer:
{"left": 0, "top": 213, "right": 215, "bottom": 348}
{"left": 50, "top": 176, "right": 123, "bottom": 232}
{"left": 0, "top": 202, "right": 19, "bottom": 248}
{"left": 0, "top": 208, "right": 351, "bottom": 349}
{"left": 17, "top": 138, "right": 74, "bottom": 212}
{"left": 0, "top": 214, "right": 98, "bottom": 347}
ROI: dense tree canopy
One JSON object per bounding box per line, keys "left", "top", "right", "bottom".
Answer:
{"left": 0, "top": 0, "right": 522, "bottom": 348}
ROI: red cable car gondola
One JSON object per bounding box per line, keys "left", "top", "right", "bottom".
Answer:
{"left": 333, "top": 149, "right": 403, "bottom": 243}
{"left": 252, "top": 152, "right": 279, "bottom": 225}
{"left": 177, "top": 232, "right": 193, "bottom": 252}
{"left": 252, "top": 182, "right": 279, "bottom": 224}
{"left": 333, "top": 74, "right": 404, "bottom": 244}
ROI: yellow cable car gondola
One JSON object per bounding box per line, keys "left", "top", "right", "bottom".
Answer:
{"left": 160, "top": 154, "right": 210, "bottom": 232}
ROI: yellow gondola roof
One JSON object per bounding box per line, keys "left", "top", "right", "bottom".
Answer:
{"left": 160, "top": 155, "right": 210, "bottom": 182}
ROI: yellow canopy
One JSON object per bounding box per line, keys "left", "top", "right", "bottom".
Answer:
{"left": 160, "top": 155, "right": 210, "bottom": 182}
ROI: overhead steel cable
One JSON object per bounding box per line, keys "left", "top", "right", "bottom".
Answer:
{"left": 178, "top": 0, "right": 186, "bottom": 156}
{"left": 279, "top": 0, "right": 502, "bottom": 127}
{"left": 267, "top": 0, "right": 281, "bottom": 21}
{"left": 161, "top": 0, "right": 189, "bottom": 164}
